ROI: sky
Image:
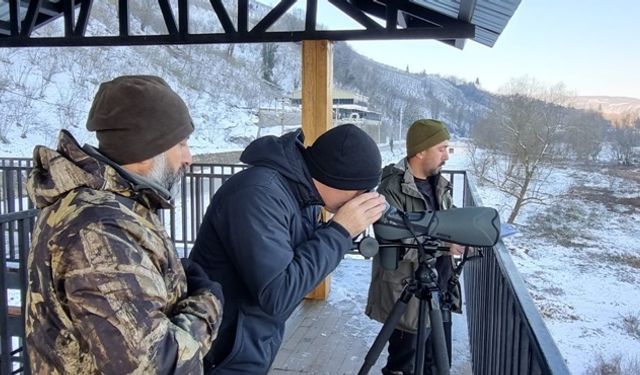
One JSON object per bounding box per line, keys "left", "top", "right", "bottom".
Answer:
{"left": 266, "top": 0, "right": 640, "bottom": 99}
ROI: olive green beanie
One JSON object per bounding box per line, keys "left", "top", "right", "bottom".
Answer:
{"left": 86, "top": 75, "right": 194, "bottom": 164}
{"left": 405, "top": 119, "right": 450, "bottom": 157}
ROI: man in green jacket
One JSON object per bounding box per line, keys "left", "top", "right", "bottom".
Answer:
{"left": 26, "top": 75, "right": 224, "bottom": 374}
{"left": 365, "top": 119, "right": 464, "bottom": 375}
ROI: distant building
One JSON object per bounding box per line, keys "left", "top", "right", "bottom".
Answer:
{"left": 290, "top": 88, "right": 382, "bottom": 143}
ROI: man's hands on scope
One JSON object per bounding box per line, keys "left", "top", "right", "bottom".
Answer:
{"left": 332, "top": 192, "right": 386, "bottom": 238}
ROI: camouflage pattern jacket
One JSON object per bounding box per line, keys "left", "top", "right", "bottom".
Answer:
{"left": 25, "top": 130, "right": 223, "bottom": 374}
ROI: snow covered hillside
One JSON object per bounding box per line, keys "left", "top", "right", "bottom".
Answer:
{"left": 0, "top": 1, "right": 499, "bottom": 158}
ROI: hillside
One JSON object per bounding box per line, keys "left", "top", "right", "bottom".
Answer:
{"left": 333, "top": 42, "right": 493, "bottom": 137}
{"left": 568, "top": 96, "right": 640, "bottom": 123}
{"left": 0, "top": 0, "right": 496, "bottom": 156}
{"left": 2, "top": 2, "right": 620, "bottom": 157}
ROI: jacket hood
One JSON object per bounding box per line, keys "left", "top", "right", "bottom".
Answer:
{"left": 381, "top": 159, "right": 406, "bottom": 180}
{"left": 27, "top": 130, "right": 172, "bottom": 209}
{"left": 240, "top": 129, "right": 321, "bottom": 205}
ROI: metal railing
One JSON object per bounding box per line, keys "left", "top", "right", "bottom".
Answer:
{"left": 0, "top": 209, "right": 36, "bottom": 375}
{"left": 0, "top": 159, "right": 33, "bottom": 215}
{"left": 161, "top": 163, "right": 247, "bottom": 257}
{"left": 462, "top": 174, "right": 571, "bottom": 375}
{"left": 0, "top": 159, "right": 246, "bottom": 257}
{"left": 0, "top": 159, "right": 570, "bottom": 375}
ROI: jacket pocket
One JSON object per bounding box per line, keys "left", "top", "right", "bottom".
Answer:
{"left": 212, "top": 310, "right": 246, "bottom": 371}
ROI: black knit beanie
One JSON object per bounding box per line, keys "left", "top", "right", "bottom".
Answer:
{"left": 302, "top": 124, "right": 382, "bottom": 190}
{"left": 86, "top": 75, "right": 194, "bottom": 164}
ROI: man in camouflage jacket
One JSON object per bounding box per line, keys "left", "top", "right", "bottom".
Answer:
{"left": 25, "top": 76, "right": 223, "bottom": 374}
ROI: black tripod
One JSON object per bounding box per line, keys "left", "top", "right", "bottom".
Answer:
{"left": 358, "top": 243, "right": 451, "bottom": 375}
{"left": 358, "top": 242, "right": 483, "bottom": 375}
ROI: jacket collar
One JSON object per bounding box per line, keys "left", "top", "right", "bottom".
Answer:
{"left": 81, "top": 144, "right": 173, "bottom": 209}
{"left": 396, "top": 158, "right": 451, "bottom": 200}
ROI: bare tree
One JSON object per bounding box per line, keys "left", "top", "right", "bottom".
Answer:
{"left": 401, "top": 99, "right": 425, "bottom": 133}
{"left": 130, "top": 0, "right": 165, "bottom": 33}
{"left": 41, "top": 51, "right": 63, "bottom": 83}
{"left": 55, "top": 83, "right": 84, "bottom": 130}
{"left": 470, "top": 77, "right": 569, "bottom": 223}
{"left": 428, "top": 95, "right": 443, "bottom": 119}
{"left": 562, "top": 109, "right": 610, "bottom": 161}
{"left": 0, "top": 78, "right": 9, "bottom": 143}
{"left": 610, "top": 114, "right": 640, "bottom": 165}
{"left": 0, "top": 54, "right": 45, "bottom": 142}
{"left": 226, "top": 44, "right": 235, "bottom": 58}
{"left": 16, "top": 85, "right": 40, "bottom": 138}
{"left": 261, "top": 43, "right": 278, "bottom": 84}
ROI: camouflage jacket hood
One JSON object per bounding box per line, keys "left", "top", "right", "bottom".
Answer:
{"left": 28, "top": 129, "right": 172, "bottom": 211}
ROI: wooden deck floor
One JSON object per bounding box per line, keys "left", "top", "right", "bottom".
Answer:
{"left": 269, "top": 257, "right": 473, "bottom": 375}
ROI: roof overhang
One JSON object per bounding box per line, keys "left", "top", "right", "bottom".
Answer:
{"left": 0, "top": 0, "right": 520, "bottom": 48}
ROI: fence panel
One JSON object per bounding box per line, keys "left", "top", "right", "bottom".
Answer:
{"left": 0, "top": 159, "right": 33, "bottom": 215}
{"left": 0, "top": 209, "right": 36, "bottom": 375}
{"left": 463, "top": 175, "right": 570, "bottom": 375}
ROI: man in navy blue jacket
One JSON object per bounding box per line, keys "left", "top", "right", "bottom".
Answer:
{"left": 190, "top": 124, "right": 386, "bottom": 374}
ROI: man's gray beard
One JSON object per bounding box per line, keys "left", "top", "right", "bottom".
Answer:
{"left": 431, "top": 161, "right": 446, "bottom": 176}
{"left": 147, "top": 153, "right": 184, "bottom": 197}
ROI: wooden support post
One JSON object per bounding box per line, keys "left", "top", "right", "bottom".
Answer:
{"left": 301, "top": 39, "right": 333, "bottom": 301}
{"left": 301, "top": 40, "right": 333, "bottom": 143}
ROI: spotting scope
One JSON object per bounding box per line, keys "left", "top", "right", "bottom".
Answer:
{"left": 374, "top": 204, "right": 501, "bottom": 246}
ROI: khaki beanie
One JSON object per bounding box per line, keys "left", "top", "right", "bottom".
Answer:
{"left": 86, "top": 75, "right": 194, "bottom": 164}
{"left": 405, "top": 119, "right": 450, "bottom": 157}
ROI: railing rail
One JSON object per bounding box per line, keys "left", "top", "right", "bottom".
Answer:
{"left": 0, "top": 159, "right": 246, "bottom": 257}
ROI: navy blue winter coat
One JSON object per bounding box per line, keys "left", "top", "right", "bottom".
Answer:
{"left": 189, "top": 130, "right": 353, "bottom": 374}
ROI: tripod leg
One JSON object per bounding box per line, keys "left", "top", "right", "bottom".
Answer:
{"left": 358, "top": 287, "right": 412, "bottom": 375}
{"left": 414, "top": 292, "right": 450, "bottom": 375}
{"left": 443, "top": 314, "right": 452, "bottom": 367}
{"left": 414, "top": 296, "right": 429, "bottom": 375}
{"left": 428, "top": 298, "right": 450, "bottom": 375}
